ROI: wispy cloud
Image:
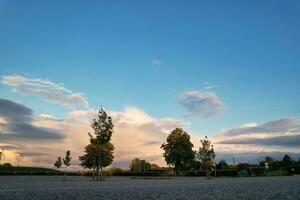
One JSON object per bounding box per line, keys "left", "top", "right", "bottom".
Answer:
{"left": 179, "top": 90, "right": 225, "bottom": 117}
{"left": 1, "top": 75, "right": 88, "bottom": 110}
{"left": 152, "top": 58, "right": 162, "bottom": 65}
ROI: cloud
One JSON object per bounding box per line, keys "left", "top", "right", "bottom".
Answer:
{"left": 216, "top": 151, "right": 300, "bottom": 164}
{"left": 0, "top": 103, "right": 190, "bottom": 168}
{"left": 179, "top": 90, "right": 225, "bottom": 117}
{"left": 215, "top": 118, "right": 300, "bottom": 149}
{"left": 1, "top": 75, "right": 88, "bottom": 109}
{"left": 152, "top": 59, "right": 162, "bottom": 65}
{"left": 0, "top": 98, "right": 65, "bottom": 142}
{"left": 220, "top": 118, "right": 299, "bottom": 137}
{"left": 219, "top": 135, "right": 300, "bottom": 148}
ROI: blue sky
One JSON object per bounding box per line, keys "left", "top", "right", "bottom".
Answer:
{"left": 1, "top": 1, "right": 300, "bottom": 166}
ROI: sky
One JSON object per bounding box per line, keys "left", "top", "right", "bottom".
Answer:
{"left": 0, "top": 0, "right": 300, "bottom": 169}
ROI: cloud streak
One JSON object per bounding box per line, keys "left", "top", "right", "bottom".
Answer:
{"left": 0, "top": 98, "right": 65, "bottom": 142}
{"left": 179, "top": 90, "right": 225, "bottom": 117}
{"left": 216, "top": 118, "right": 300, "bottom": 148}
{"left": 1, "top": 75, "right": 88, "bottom": 110}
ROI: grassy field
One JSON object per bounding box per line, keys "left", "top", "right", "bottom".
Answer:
{"left": 0, "top": 165, "right": 60, "bottom": 175}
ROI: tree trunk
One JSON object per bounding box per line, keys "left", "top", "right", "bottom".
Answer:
{"left": 100, "top": 167, "right": 104, "bottom": 181}
{"left": 92, "top": 168, "right": 95, "bottom": 181}
{"left": 96, "top": 166, "right": 99, "bottom": 181}
{"left": 64, "top": 166, "right": 67, "bottom": 177}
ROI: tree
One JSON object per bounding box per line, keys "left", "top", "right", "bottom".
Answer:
{"left": 150, "top": 163, "right": 160, "bottom": 170}
{"left": 161, "top": 128, "right": 195, "bottom": 171}
{"left": 197, "top": 136, "right": 215, "bottom": 178}
{"left": 63, "top": 150, "right": 71, "bottom": 176}
{"left": 282, "top": 155, "right": 291, "bottom": 167}
{"left": 265, "top": 156, "right": 274, "bottom": 164}
{"left": 15, "top": 152, "right": 24, "bottom": 166}
{"left": 54, "top": 157, "right": 62, "bottom": 170}
{"left": 79, "top": 142, "right": 114, "bottom": 180}
{"left": 129, "top": 158, "right": 151, "bottom": 172}
{"left": 79, "top": 108, "right": 115, "bottom": 181}
{"left": 216, "top": 160, "right": 228, "bottom": 170}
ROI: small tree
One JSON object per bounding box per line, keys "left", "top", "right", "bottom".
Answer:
{"left": 15, "top": 152, "right": 24, "bottom": 166}
{"left": 63, "top": 150, "right": 71, "bottom": 176}
{"left": 161, "top": 128, "right": 195, "bottom": 171}
{"left": 54, "top": 157, "right": 62, "bottom": 170}
{"left": 282, "top": 155, "right": 291, "bottom": 167}
{"left": 197, "top": 136, "right": 216, "bottom": 178}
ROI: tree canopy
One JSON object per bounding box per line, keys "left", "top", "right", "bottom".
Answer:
{"left": 161, "top": 128, "right": 195, "bottom": 170}
{"left": 54, "top": 157, "right": 62, "bottom": 169}
{"left": 197, "top": 136, "right": 215, "bottom": 171}
{"left": 130, "top": 158, "right": 151, "bottom": 172}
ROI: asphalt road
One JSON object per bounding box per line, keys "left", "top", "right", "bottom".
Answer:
{"left": 0, "top": 175, "right": 299, "bottom": 199}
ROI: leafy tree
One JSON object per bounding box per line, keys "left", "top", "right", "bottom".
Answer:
{"left": 216, "top": 159, "right": 228, "bottom": 170}
{"left": 161, "top": 128, "right": 195, "bottom": 171}
{"left": 54, "top": 157, "right": 62, "bottom": 170}
{"left": 63, "top": 150, "right": 72, "bottom": 176}
{"left": 15, "top": 152, "right": 24, "bottom": 166}
{"left": 129, "top": 158, "right": 151, "bottom": 172}
{"left": 282, "top": 154, "right": 291, "bottom": 167}
{"left": 197, "top": 136, "right": 215, "bottom": 177}
{"left": 79, "top": 108, "right": 114, "bottom": 181}
{"left": 150, "top": 163, "right": 160, "bottom": 170}
{"left": 79, "top": 142, "right": 114, "bottom": 180}
{"left": 265, "top": 156, "right": 274, "bottom": 164}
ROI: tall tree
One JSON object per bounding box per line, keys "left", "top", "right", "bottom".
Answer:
{"left": 197, "top": 136, "right": 215, "bottom": 178}
{"left": 161, "top": 128, "right": 195, "bottom": 171}
{"left": 79, "top": 108, "right": 114, "bottom": 181}
{"left": 63, "top": 150, "right": 72, "bottom": 176}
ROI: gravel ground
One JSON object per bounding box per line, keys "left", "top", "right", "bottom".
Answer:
{"left": 0, "top": 175, "right": 299, "bottom": 200}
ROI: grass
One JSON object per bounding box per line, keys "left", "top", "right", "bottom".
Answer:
{"left": 267, "top": 170, "right": 288, "bottom": 176}
{"left": 0, "top": 165, "right": 61, "bottom": 175}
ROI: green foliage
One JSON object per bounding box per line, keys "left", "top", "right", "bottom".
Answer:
{"left": 63, "top": 150, "right": 71, "bottom": 176}
{"left": 54, "top": 157, "right": 62, "bottom": 169}
{"left": 0, "top": 165, "right": 61, "bottom": 175}
{"left": 197, "top": 136, "right": 215, "bottom": 171}
{"left": 79, "top": 142, "right": 114, "bottom": 169}
{"left": 267, "top": 170, "right": 288, "bottom": 176}
{"left": 63, "top": 150, "right": 72, "bottom": 167}
{"left": 282, "top": 154, "right": 291, "bottom": 167}
{"left": 216, "top": 160, "right": 229, "bottom": 170}
{"left": 79, "top": 108, "right": 115, "bottom": 181}
{"left": 237, "top": 163, "right": 251, "bottom": 171}
{"left": 130, "top": 158, "right": 151, "bottom": 172}
{"left": 150, "top": 163, "right": 160, "bottom": 170}
{"left": 105, "top": 167, "right": 123, "bottom": 176}
{"left": 89, "top": 108, "right": 114, "bottom": 145}
{"left": 161, "top": 128, "right": 195, "bottom": 170}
